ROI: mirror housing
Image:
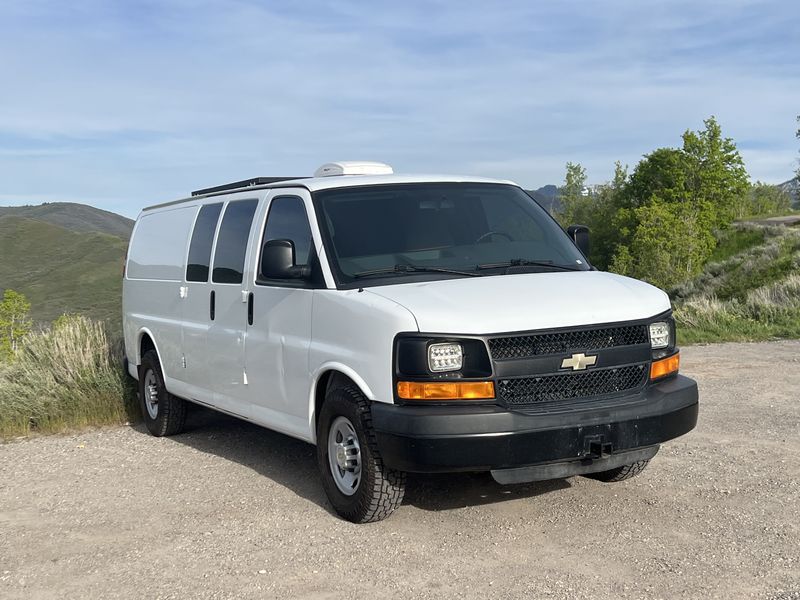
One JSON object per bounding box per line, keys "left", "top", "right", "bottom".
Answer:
{"left": 260, "top": 239, "right": 310, "bottom": 280}
{"left": 567, "top": 224, "right": 590, "bottom": 257}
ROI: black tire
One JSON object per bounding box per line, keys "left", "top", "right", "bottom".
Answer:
{"left": 585, "top": 459, "right": 651, "bottom": 483}
{"left": 316, "top": 383, "right": 406, "bottom": 523}
{"left": 138, "top": 350, "right": 187, "bottom": 437}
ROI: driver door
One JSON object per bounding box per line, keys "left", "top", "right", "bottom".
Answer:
{"left": 244, "top": 191, "right": 316, "bottom": 439}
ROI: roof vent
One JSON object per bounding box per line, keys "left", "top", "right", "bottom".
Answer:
{"left": 314, "top": 161, "right": 393, "bottom": 177}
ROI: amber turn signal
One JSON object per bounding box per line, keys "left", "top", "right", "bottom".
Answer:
{"left": 397, "top": 381, "right": 495, "bottom": 401}
{"left": 650, "top": 353, "right": 680, "bottom": 380}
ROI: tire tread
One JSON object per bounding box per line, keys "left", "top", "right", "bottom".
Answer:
{"left": 586, "top": 459, "right": 650, "bottom": 483}
{"left": 318, "top": 383, "right": 406, "bottom": 523}
{"left": 140, "top": 350, "right": 187, "bottom": 437}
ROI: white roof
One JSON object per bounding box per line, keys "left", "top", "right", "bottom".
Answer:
{"left": 143, "top": 173, "right": 518, "bottom": 212}
{"left": 279, "top": 173, "right": 517, "bottom": 192}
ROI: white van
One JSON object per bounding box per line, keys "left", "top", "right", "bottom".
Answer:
{"left": 123, "top": 161, "right": 698, "bottom": 523}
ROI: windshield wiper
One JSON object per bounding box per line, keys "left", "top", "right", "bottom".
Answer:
{"left": 475, "top": 259, "right": 582, "bottom": 272}
{"left": 352, "top": 264, "right": 482, "bottom": 279}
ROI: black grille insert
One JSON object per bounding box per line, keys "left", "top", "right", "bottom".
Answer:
{"left": 489, "top": 325, "right": 649, "bottom": 360}
{"left": 497, "top": 363, "right": 648, "bottom": 406}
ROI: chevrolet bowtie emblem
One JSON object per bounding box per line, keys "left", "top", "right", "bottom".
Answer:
{"left": 560, "top": 352, "right": 598, "bottom": 371}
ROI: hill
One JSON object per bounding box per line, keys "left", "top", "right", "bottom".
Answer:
{"left": 672, "top": 221, "right": 800, "bottom": 343}
{"left": 0, "top": 202, "right": 133, "bottom": 239}
{"left": 0, "top": 215, "right": 127, "bottom": 326}
{"left": 778, "top": 176, "right": 799, "bottom": 208}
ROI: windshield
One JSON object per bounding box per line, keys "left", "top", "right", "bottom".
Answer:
{"left": 314, "top": 183, "right": 589, "bottom": 286}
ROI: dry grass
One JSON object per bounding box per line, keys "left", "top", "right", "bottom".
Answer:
{"left": 672, "top": 223, "right": 800, "bottom": 344}
{"left": 675, "top": 274, "right": 800, "bottom": 344}
{"left": 0, "top": 315, "right": 137, "bottom": 439}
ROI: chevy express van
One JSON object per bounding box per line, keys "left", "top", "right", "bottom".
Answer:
{"left": 123, "top": 161, "right": 699, "bottom": 523}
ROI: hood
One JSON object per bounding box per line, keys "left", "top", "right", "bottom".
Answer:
{"left": 365, "top": 271, "right": 670, "bottom": 334}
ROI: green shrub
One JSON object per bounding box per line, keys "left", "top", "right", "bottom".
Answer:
{"left": 708, "top": 224, "right": 766, "bottom": 263}
{"left": 0, "top": 315, "right": 137, "bottom": 439}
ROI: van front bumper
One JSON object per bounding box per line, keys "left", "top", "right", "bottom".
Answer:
{"left": 371, "top": 374, "right": 698, "bottom": 473}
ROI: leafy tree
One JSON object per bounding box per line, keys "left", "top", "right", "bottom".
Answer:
{"left": 575, "top": 162, "right": 628, "bottom": 269}
{"left": 742, "top": 182, "right": 792, "bottom": 217}
{"left": 557, "top": 162, "right": 588, "bottom": 227}
{"left": 0, "top": 289, "right": 32, "bottom": 360}
{"left": 614, "top": 119, "right": 746, "bottom": 286}
{"left": 552, "top": 117, "right": 749, "bottom": 289}
{"left": 622, "top": 148, "right": 694, "bottom": 210}
{"left": 681, "top": 116, "right": 749, "bottom": 227}
{"left": 611, "top": 199, "right": 716, "bottom": 289}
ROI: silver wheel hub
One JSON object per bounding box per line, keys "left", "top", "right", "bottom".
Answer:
{"left": 327, "top": 416, "right": 362, "bottom": 496}
{"left": 143, "top": 370, "right": 159, "bottom": 420}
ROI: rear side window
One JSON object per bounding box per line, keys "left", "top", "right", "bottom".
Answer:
{"left": 186, "top": 203, "right": 223, "bottom": 282}
{"left": 127, "top": 206, "right": 196, "bottom": 281}
{"left": 262, "top": 196, "right": 313, "bottom": 266}
{"left": 212, "top": 199, "right": 258, "bottom": 284}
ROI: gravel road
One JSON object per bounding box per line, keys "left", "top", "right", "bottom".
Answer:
{"left": 1, "top": 341, "right": 799, "bottom": 599}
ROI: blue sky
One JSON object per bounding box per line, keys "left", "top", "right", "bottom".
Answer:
{"left": 0, "top": 0, "right": 798, "bottom": 218}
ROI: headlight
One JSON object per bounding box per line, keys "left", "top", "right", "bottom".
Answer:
{"left": 649, "top": 322, "right": 671, "bottom": 349}
{"left": 428, "top": 342, "right": 463, "bottom": 372}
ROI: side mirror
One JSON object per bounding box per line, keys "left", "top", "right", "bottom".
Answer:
{"left": 567, "top": 224, "right": 590, "bottom": 257}
{"left": 260, "top": 239, "right": 310, "bottom": 279}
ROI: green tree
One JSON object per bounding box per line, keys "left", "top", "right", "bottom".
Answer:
{"left": 611, "top": 199, "right": 716, "bottom": 289}
{"left": 551, "top": 117, "right": 749, "bottom": 288}
{"left": 0, "top": 289, "right": 32, "bottom": 359}
{"left": 681, "top": 116, "right": 749, "bottom": 227}
{"left": 605, "top": 117, "right": 747, "bottom": 287}
{"left": 557, "top": 162, "right": 588, "bottom": 227}
{"left": 743, "top": 182, "right": 792, "bottom": 217}
{"left": 576, "top": 161, "right": 628, "bottom": 269}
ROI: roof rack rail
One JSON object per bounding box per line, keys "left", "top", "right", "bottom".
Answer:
{"left": 191, "top": 177, "right": 307, "bottom": 197}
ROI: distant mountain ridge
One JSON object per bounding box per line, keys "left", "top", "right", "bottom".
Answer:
{"left": 778, "top": 177, "right": 799, "bottom": 208}
{"left": 0, "top": 202, "right": 133, "bottom": 239}
{"left": 0, "top": 202, "right": 130, "bottom": 325}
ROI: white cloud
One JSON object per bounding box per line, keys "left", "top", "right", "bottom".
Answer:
{"left": 0, "top": 0, "right": 797, "bottom": 215}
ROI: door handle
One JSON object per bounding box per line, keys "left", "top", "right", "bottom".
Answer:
{"left": 179, "top": 285, "right": 188, "bottom": 299}
{"left": 247, "top": 292, "right": 254, "bottom": 326}
{"left": 210, "top": 290, "right": 216, "bottom": 321}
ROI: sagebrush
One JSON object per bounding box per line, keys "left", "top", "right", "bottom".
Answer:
{"left": 673, "top": 224, "right": 800, "bottom": 343}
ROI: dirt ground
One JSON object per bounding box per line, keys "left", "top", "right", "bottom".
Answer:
{"left": 1, "top": 341, "right": 799, "bottom": 599}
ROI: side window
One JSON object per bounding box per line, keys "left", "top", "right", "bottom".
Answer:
{"left": 261, "top": 196, "right": 313, "bottom": 267}
{"left": 186, "top": 203, "right": 223, "bottom": 282}
{"left": 212, "top": 199, "right": 259, "bottom": 284}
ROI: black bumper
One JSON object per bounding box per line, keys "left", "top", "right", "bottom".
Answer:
{"left": 371, "top": 374, "right": 699, "bottom": 473}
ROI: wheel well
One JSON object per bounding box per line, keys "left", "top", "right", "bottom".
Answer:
{"left": 139, "top": 333, "right": 156, "bottom": 365}
{"left": 314, "top": 370, "right": 358, "bottom": 429}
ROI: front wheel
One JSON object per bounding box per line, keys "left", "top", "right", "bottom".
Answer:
{"left": 316, "top": 384, "right": 406, "bottom": 523}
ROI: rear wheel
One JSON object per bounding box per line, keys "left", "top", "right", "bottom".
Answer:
{"left": 316, "top": 383, "right": 406, "bottom": 523}
{"left": 138, "top": 350, "right": 187, "bottom": 437}
{"left": 584, "top": 459, "right": 651, "bottom": 482}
